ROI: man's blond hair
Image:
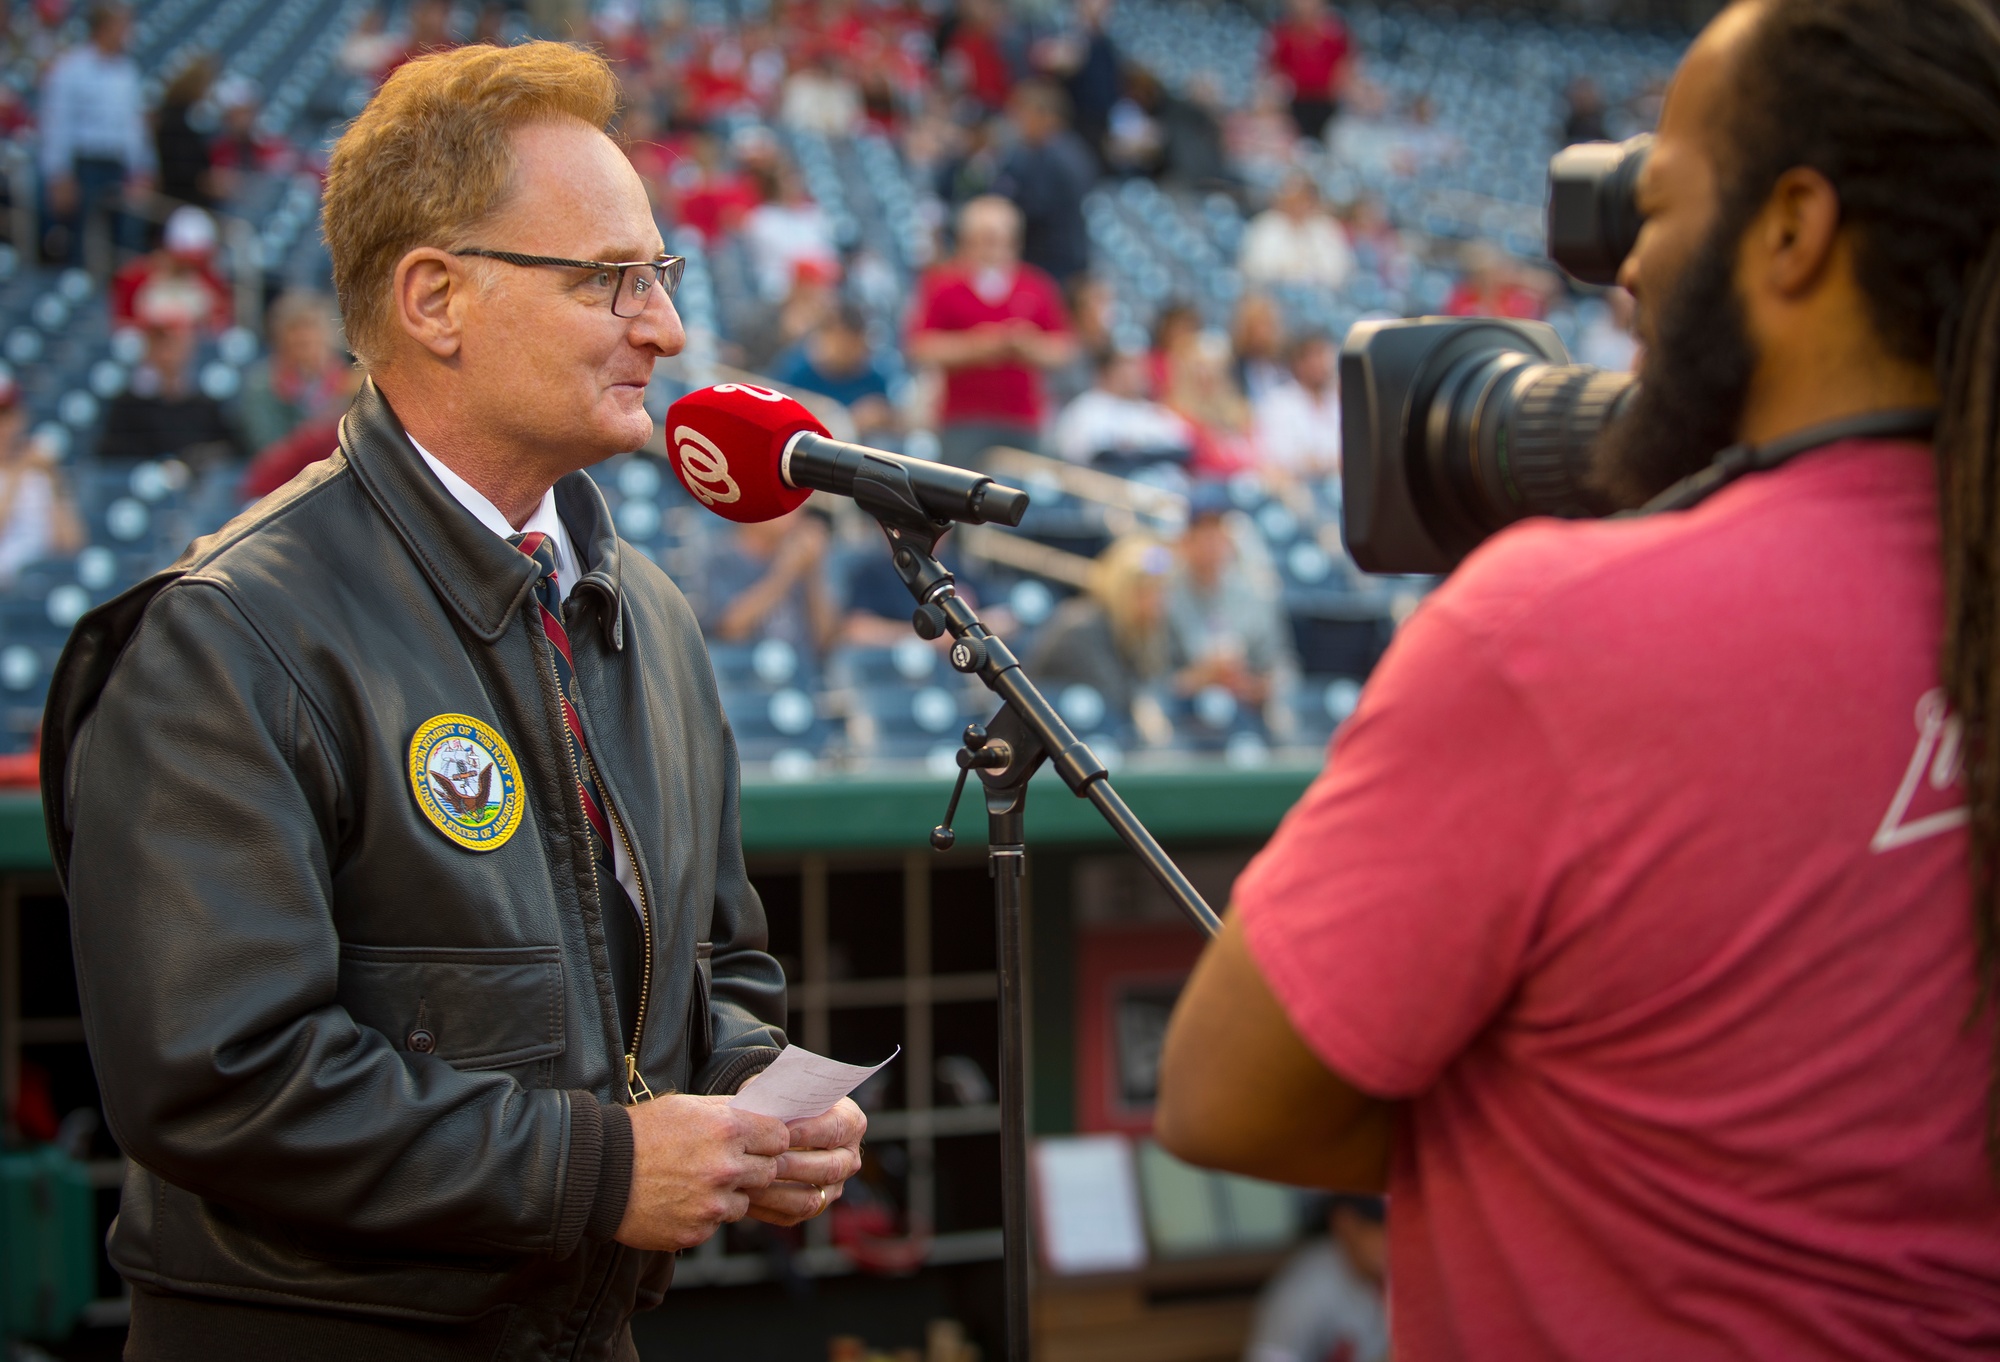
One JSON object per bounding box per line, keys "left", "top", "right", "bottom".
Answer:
{"left": 322, "top": 42, "right": 618, "bottom": 366}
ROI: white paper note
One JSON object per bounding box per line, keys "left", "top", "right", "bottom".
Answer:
{"left": 729, "top": 1044, "right": 900, "bottom": 1122}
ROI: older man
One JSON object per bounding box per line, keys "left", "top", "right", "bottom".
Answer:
{"left": 42, "top": 43, "right": 860, "bottom": 1361}
{"left": 907, "top": 194, "right": 1075, "bottom": 469}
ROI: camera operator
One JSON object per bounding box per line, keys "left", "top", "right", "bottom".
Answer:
{"left": 1156, "top": 2, "right": 2000, "bottom": 1357}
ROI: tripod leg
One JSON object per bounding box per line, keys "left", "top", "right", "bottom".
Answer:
{"left": 989, "top": 794, "right": 1033, "bottom": 1362}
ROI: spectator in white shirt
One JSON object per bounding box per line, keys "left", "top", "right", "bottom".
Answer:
{"left": 39, "top": 3, "right": 153, "bottom": 266}
{"left": 1243, "top": 1196, "right": 1388, "bottom": 1362}
{"left": 1238, "top": 172, "right": 1353, "bottom": 290}
{"left": 779, "top": 49, "right": 862, "bottom": 136}
{"left": 743, "top": 163, "right": 840, "bottom": 304}
{"left": 0, "top": 373, "right": 84, "bottom": 585}
{"left": 1053, "top": 350, "right": 1195, "bottom": 471}
{"left": 1253, "top": 330, "right": 1341, "bottom": 480}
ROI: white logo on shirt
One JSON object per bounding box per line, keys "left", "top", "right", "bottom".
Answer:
{"left": 1871, "top": 688, "right": 1970, "bottom": 853}
{"left": 672, "top": 425, "right": 741, "bottom": 507}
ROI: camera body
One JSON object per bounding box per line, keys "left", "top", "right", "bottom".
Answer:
{"left": 1340, "top": 136, "right": 1649, "bottom": 573}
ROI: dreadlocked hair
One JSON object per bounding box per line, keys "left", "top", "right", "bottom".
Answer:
{"left": 1721, "top": 0, "right": 2000, "bottom": 1164}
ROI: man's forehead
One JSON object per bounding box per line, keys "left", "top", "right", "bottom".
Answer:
{"left": 500, "top": 120, "right": 662, "bottom": 258}
{"left": 1659, "top": 0, "right": 1761, "bottom": 150}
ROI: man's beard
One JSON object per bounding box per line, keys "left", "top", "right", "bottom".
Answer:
{"left": 1591, "top": 214, "right": 1758, "bottom": 510}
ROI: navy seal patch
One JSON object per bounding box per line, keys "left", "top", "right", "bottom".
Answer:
{"left": 409, "top": 714, "right": 524, "bottom": 851}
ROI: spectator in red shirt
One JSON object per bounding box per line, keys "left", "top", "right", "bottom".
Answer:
{"left": 941, "top": 0, "right": 1017, "bottom": 113}
{"left": 907, "top": 194, "right": 1075, "bottom": 469}
{"left": 110, "top": 205, "right": 231, "bottom": 334}
{"left": 1440, "top": 243, "right": 1549, "bottom": 321}
{"left": 1156, "top": 2, "right": 2000, "bottom": 1358}
{"left": 1267, "top": 0, "right": 1352, "bottom": 140}
{"left": 665, "top": 131, "right": 761, "bottom": 244}
{"left": 379, "top": 0, "right": 455, "bottom": 82}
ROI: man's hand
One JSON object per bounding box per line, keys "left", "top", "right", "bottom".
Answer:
{"left": 746, "top": 1097, "right": 866, "bottom": 1228}
{"left": 615, "top": 1095, "right": 790, "bottom": 1251}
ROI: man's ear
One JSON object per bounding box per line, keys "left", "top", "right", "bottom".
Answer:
{"left": 390, "top": 248, "right": 471, "bottom": 359}
{"left": 1751, "top": 165, "right": 1843, "bottom": 300}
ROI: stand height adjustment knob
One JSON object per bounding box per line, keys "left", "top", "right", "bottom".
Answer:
{"left": 912, "top": 603, "right": 947, "bottom": 639}
{"left": 949, "top": 637, "right": 988, "bottom": 673}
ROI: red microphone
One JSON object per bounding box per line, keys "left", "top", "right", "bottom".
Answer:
{"left": 665, "top": 384, "right": 1032, "bottom": 529}
{"left": 663, "top": 382, "right": 824, "bottom": 523}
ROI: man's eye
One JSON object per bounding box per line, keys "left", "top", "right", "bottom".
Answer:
{"left": 589, "top": 269, "right": 616, "bottom": 290}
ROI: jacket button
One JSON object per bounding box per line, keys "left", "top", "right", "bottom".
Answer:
{"left": 407, "top": 1028, "right": 436, "bottom": 1054}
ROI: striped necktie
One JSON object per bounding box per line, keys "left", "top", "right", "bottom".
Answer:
{"left": 509, "top": 531, "right": 646, "bottom": 1057}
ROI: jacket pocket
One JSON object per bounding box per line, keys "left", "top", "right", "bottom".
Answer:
{"left": 336, "top": 943, "right": 564, "bottom": 1072}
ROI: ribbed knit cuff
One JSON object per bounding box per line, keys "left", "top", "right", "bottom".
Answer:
{"left": 556, "top": 1094, "right": 635, "bottom": 1255}
{"left": 699, "top": 1045, "right": 785, "bottom": 1096}
{"left": 587, "top": 1102, "right": 635, "bottom": 1242}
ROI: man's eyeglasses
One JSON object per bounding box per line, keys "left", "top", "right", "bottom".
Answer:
{"left": 451, "top": 249, "right": 687, "bottom": 318}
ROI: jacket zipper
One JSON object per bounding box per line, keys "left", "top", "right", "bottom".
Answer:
{"left": 546, "top": 646, "right": 656, "bottom": 1105}
{"left": 582, "top": 740, "right": 655, "bottom": 1103}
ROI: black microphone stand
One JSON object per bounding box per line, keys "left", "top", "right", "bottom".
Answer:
{"left": 853, "top": 463, "right": 1221, "bottom": 1362}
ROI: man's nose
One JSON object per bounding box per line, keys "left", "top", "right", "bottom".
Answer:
{"left": 630, "top": 292, "right": 686, "bottom": 357}
{"left": 1615, "top": 245, "right": 1642, "bottom": 299}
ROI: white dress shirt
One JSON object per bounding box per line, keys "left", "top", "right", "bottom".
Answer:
{"left": 413, "top": 438, "right": 582, "bottom": 601}
{"left": 412, "top": 438, "right": 643, "bottom": 921}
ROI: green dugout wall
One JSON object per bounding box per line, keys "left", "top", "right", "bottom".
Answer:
{"left": 0, "top": 762, "right": 1319, "bottom": 1357}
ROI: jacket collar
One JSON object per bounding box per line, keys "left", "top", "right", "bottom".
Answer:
{"left": 339, "top": 378, "right": 625, "bottom": 648}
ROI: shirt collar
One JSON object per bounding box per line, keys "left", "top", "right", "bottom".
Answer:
{"left": 410, "top": 436, "right": 580, "bottom": 603}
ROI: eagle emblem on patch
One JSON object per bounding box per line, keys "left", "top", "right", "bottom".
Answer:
{"left": 408, "top": 714, "right": 524, "bottom": 852}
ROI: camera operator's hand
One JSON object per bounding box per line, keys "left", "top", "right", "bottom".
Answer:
{"left": 614, "top": 1095, "right": 791, "bottom": 1251}
{"left": 745, "top": 1097, "right": 867, "bottom": 1227}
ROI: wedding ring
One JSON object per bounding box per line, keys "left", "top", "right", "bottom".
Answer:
{"left": 810, "top": 1184, "right": 829, "bottom": 1218}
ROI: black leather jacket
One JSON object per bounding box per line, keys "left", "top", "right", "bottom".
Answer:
{"left": 40, "top": 381, "right": 787, "bottom": 1358}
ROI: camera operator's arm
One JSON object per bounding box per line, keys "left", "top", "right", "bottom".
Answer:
{"left": 1157, "top": 911, "right": 1391, "bottom": 1190}
{"left": 1157, "top": 572, "right": 1565, "bottom": 1188}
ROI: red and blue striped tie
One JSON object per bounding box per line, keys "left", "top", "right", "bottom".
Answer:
{"left": 510, "top": 531, "right": 644, "bottom": 1047}
{"left": 510, "top": 532, "right": 615, "bottom": 854}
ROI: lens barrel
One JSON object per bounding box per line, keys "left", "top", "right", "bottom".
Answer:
{"left": 1423, "top": 349, "right": 1628, "bottom": 546}
{"left": 1339, "top": 317, "right": 1637, "bottom": 573}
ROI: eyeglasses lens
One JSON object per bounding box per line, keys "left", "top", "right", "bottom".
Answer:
{"left": 613, "top": 260, "right": 684, "bottom": 318}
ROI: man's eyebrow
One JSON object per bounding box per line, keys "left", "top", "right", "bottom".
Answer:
{"left": 589, "top": 244, "right": 668, "bottom": 262}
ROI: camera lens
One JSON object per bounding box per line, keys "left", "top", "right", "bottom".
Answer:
{"left": 1340, "top": 317, "right": 1638, "bottom": 573}
{"left": 1423, "top": 350, "right": 1632, "bottom": 553}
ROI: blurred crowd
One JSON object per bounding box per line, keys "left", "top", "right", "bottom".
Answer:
{"left": 0, "top": 0, "right": 1664, "bottom": 765}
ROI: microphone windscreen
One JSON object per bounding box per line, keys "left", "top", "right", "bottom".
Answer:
{"left": 664, "top": 383, "right": 827, "bottom": 523}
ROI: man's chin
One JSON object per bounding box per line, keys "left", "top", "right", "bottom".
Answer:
{"left": 589, "top": 402, "right": 655, "bottom": 460}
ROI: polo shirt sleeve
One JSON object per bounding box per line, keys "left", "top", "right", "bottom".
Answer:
{"left": 1233, "top": 601, "right": 1568, "bottom": 1099}
{"left": 1026, "top": 270, "right": 1071, "bottom": 334}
